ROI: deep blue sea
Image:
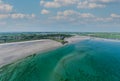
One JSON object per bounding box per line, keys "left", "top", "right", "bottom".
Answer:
{"left": 0, "top": 39, "right": 120, "bottom": 81}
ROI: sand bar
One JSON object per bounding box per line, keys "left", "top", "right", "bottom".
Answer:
{"left": 0, "top": 39, "right": 62, "bottom": 67}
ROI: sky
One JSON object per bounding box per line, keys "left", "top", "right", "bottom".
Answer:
{"left": 0, "top": 0, "right": 120, "bottom": 32}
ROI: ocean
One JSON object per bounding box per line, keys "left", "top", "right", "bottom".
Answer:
{"left": 0, "top": 39, "right": 120, "bottom": 81}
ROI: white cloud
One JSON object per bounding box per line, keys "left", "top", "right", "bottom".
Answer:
{"left": 11, "top": 13, "right": 25, "bottom": 19}
{"left": 40, "top": 0, "right": 79, "bottom": 8}
{"left": 80, "top": 13, "right": 95, "bottom": 18}
{"left": 94, "top": 17, "right": 113, "bottom": 22}
{"left": 41, "top": 9, "right": 50, "bottom": 14}
{"left": 40, "top": 0, "right": 113, "bottom": 9}
{"left": 40, "top": 0, "right": 61, "bottom": 8}
{"left": 11, "top": 13, "right": 35, "bottom": 19}
{"left": 0, "top": 13, "right": 35, "bottom": 19}
{"left": 50, "top": 9, "right": 120, "bottom": 24}
{"left": 0, "top": 0, "right": 13, "bottom": 12}
{"left": 44, "top": 2, "right": 61, "bottom": 8}
{"left": 52, "top": 10, "right": 95, "bottom": 22}
{"left": 77, "top": 1, "right": 105, "bottom": 9}
{"left": 0, "top": 0, "right": 35, "bottom": 20}
{"left": 90, "top": 0, "right": 114, "bottom": 3}
{"left": 57, "top": 10, "right": 79, "bottom": 16}
{"left": 40, "top": 0, "right": 45, "bottom": 5}
{"left": 0, "top": 14, "right": 9, "bottom": 19}
{"left": 111, "top": 14, "right": 120, "bottom": 18}
{"left": 56, "top": 10, "right": 95, "bottom": 18}
{"left": 54, "top": 0, "right": 79, "bottom": 5}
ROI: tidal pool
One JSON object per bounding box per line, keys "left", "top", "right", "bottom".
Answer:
{"left": 0, "top": 39, "right": 120, "bottom": 81}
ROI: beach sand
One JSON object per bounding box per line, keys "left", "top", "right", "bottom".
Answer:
{"left": 0, "top": 39, "right": 62, "bottom": 67}
{"left": 0, "top": 36, "right": 90, "bottom": 67}
{"left": 65, "top": 35, "right": 90, "bottom": 43}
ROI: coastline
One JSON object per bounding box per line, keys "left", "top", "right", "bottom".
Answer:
{"left": 91, "top": 37, "right": 120, "bottom": 42}
{"left": 0, "top": 35, "right": 119, "bottom": 68}
{"left": 0, "top": 36, "right": 90, "bottom": 67}
{"left": 66, "top": 35, "right": 120, "bottom": 43}
{"left": 0, "top": 39, "right": 62, "bottom": 67}
{"left": 0, "top": 36, "right": 120, "bottom": 81}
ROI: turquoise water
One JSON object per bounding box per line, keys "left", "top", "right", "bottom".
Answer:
{"left": 0, "top": 39, "right": 120, "bottom": 81}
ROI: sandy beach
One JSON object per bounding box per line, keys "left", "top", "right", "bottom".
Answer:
{"left": 91, "top": 37, "right": 120, "bottom": 42}
{"left": 66, "top": 35, "right": 120, "bottom": 43}
{"left": 0, "top": 36, "right": 94, "bottom": 67}
{"left": 0, "top": 39, "right": 62, "bottom": 67}
{"left": 65, "top": 35, "right": 90, "bottom": 43}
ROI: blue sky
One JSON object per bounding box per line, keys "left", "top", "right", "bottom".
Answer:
{"left": 0, "top": 0, "right": 120, "bottom": 32}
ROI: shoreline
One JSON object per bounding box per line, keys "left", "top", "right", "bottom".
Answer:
{"left": 0, "top": 36, "right": 89, "bottom": 67}
{"left": 90, "top": 37, "right": 120, "bottom": 42}
{"left": 0, "top": 39, "right": 62, "bottom": 67}
{"left": 0, "top": 36, "right": 120, "bottom": 68}
{"left": 66, "top": 35, "right": 120, "bottom": 43}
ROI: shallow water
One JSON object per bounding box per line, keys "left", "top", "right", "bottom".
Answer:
{"left": 0, "top": 39, "right": 120, "bottom": 81}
